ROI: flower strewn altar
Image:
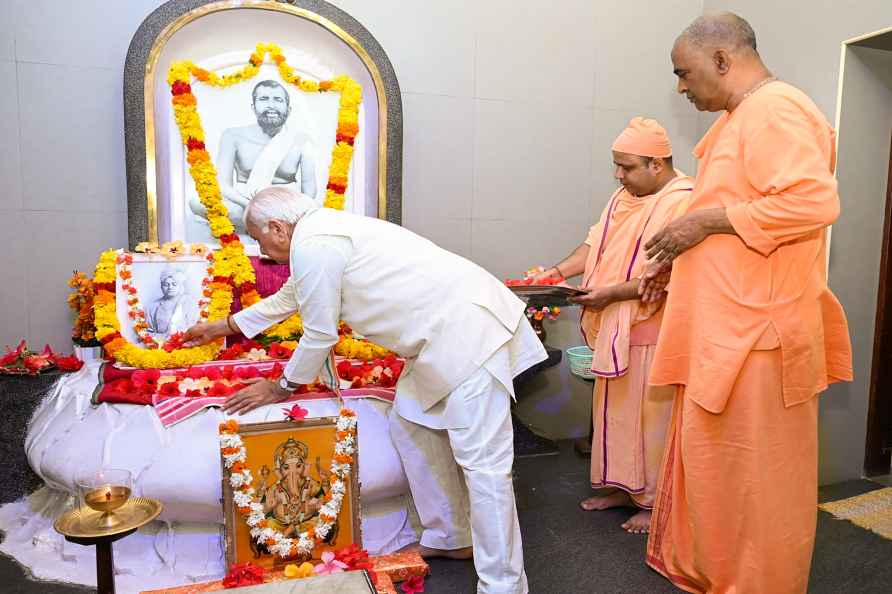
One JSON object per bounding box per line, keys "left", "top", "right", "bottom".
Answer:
{"left": 0, "top": 21, "right": 420, "bottom": 590}
{"left": 0, "top": 360, "right": 420, "bottom": 592}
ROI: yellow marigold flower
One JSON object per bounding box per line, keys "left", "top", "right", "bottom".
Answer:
{"left": 166, "top": 62, "right": 192, "bottom": 85}
{"left": 190, "top": 243, "right": 209, "bottom": 257}
{"left": 284, "top": 562, "right": 314, "bottom": 579}
{"left": 135, "top": 242, "right": 159, "bottom": 253}
{"left": 160, "top": 240, "right": 185, "bottom": 259}
{"left": 299, "top": 79, "right": 320, "bottom": 93}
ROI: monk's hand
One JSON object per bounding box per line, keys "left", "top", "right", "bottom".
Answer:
{"left": 182, "top": 320, "right": 229, "bottom": 347}
{"left": 638, "top": 261, "right": 672, "bottom": 303}
{"left": 645, "top": 212, "right": 709, "bottom": 264}
{"left": 569, "top": 286, "right": 615, "bottom": 311}
{"left": 222, "top": 377, "right": 292, "bottom": 416}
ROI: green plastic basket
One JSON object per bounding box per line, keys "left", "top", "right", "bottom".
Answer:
{"left": 566, "top": 346, "right": 596, "bottom": 380}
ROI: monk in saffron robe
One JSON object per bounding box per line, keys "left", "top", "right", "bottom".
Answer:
{"left": 640, "top": 13, "right": 853, "bottom": 593}
{"left": 533, "top": 117, "right": 693, "bottom": 533}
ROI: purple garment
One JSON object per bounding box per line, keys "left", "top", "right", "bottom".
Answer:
{"left": 228, "top": 257, "right": 291, "bottom": 345}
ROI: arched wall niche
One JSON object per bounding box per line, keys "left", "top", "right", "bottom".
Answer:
{"left": 124, "top": 0, "right": 403, "bottom": 251}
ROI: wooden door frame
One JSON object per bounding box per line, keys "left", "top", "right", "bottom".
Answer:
{"left": 865, "top": 130, "right": 892, "bottom": 476}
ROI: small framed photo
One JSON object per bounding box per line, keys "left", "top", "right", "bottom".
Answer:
{"left": 115, "top": 253, "right": 210, "bottom": 348}
{"left": 222, "top": 418, "right": 362, "bottom": 569}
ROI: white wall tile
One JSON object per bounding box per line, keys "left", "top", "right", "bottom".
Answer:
{"left": 473, "top": 98, "right": 594, "bottom": 223}
{"left": 328, "top": 0, "right": 476, "bottom": 97}
{"left": 471, "top": 218, "right": 591, "bottom": 282}
{"left": 402, "top": 93, "right": 474, "bottom": 222}
{"left": 592, "top": 0, "right": 702, "bottom": 115}
{"left": 403, "top": 215, "right": 472, "bottom": 260}
{"left": 18, "top": 63, "right": 127, "bottom": 212}
{"left": 0, "top": 0, "right": 16, "bottom": 63}
{"left": 0, "top": 211, "right": 28, "bottom": 346}
{"left": 0, "top": 62, "right": 22, "bottom": 210}
{"left": 24, "top": 211, "right": 128, "bottom": 349}
{"left": 12, "top": 0, "right": 163, "bottom": 69}
{"left": 475, "top": 0, "right": 597, "bottom": 107}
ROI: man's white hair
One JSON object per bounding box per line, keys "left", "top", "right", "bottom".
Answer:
{"left": 244, "top": 186, "right": 318, "bottom": 232}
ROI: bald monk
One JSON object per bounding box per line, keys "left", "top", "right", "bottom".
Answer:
{"left": 532, "top": 118, "right": 693, "bottom": 534}
{"left": 639, "top": 13, "right": 853, "bottom": 593}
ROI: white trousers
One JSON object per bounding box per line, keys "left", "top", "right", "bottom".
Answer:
{"left": 388, "top": 366, "right": 527, "bottom": 594}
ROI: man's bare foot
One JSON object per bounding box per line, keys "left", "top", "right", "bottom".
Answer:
{"left": 621, "top": 509, "right": 652, "bottom": 534}
{"left": 579, "top": 490, "right": 631, "bottom": 511}
{"left": 398, "top": 543, "right": 473, "bottom": 560}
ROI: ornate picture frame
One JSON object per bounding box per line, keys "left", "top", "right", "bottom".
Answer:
{"left": 124, "top": 0, "right": 403, "bottom": 248}
{"left": 221, "top": 418, "right": 362, "bottom": 569}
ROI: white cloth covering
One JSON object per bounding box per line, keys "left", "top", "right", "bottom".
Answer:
{"left": 0, "top": 362, "right": 420, "bottom": 592}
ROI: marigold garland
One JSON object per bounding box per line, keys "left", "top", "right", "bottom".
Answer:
{"left": 219, "top": 409, "right": 357, "bottom": 559}
{"left": 167, "top": 42, "right": 362, "bottom": 341}
{"left": 92, "top": 44, "right": 388, "bottom": 368}
{"left": 67, "top": 271, "right": 98, "bottom": 346}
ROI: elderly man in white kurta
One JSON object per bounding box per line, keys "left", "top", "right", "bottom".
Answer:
{"left": 184, "top": 186, "right": 546, "bottom": 594}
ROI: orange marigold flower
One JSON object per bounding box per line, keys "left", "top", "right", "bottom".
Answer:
{"left": 172, "top": 93, "right": 197, "bottom": 106}
{"left": 219, "top": 419, "right": 239, "bottom": 433}
{"left": 187, "top": 149, "right": 210, "bottom": 165}
{"left": 94, "top": 292, "right": 115, "bottom": 305}
{"left": 336, "top": 121, "right": 359, "bottom": 136}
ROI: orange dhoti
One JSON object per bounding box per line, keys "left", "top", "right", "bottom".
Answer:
{"left": 647, "top": 348, "right": 818, "bottom": 594}
{"left": 590, "top": 343, "right": 674, "bottom": 508}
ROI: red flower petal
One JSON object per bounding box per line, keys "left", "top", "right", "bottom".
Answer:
{"left": 171, "top": 81, "right": 192, "bottom": 96}
{"left": 283, "top": 403, "right": 308, "bottom": 422}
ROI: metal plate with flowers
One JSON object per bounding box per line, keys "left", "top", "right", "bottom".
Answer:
{"left": 508, "top": 285, "right": 586, "bottom": 307}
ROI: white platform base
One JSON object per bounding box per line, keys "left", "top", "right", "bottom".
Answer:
{"left": 1, "top": 363, "right": 421, "bottom": 592}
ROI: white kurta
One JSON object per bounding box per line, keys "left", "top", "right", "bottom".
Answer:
{"left": 233, "top": 208, "right": 545, "bottom": 593}
{"left": 233, "top": 208, "right": 546, "bottom": 430}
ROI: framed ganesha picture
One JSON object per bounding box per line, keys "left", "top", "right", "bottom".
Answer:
{"left": 220, "top": 417, "right": 362, "bottom": 569}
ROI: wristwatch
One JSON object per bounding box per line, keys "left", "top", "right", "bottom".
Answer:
{"left": 277, "top": 377, "right": 301, "bottom": 392}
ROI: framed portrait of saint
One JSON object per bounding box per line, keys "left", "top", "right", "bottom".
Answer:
{"left": 173, "top": 51, "right": 365, "bottom": 253}
{"left": 115, "top": 252, "right": 210, "bottom": 349}
{"left": 222, "top": 418, "right": 362, "bottom": 569}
